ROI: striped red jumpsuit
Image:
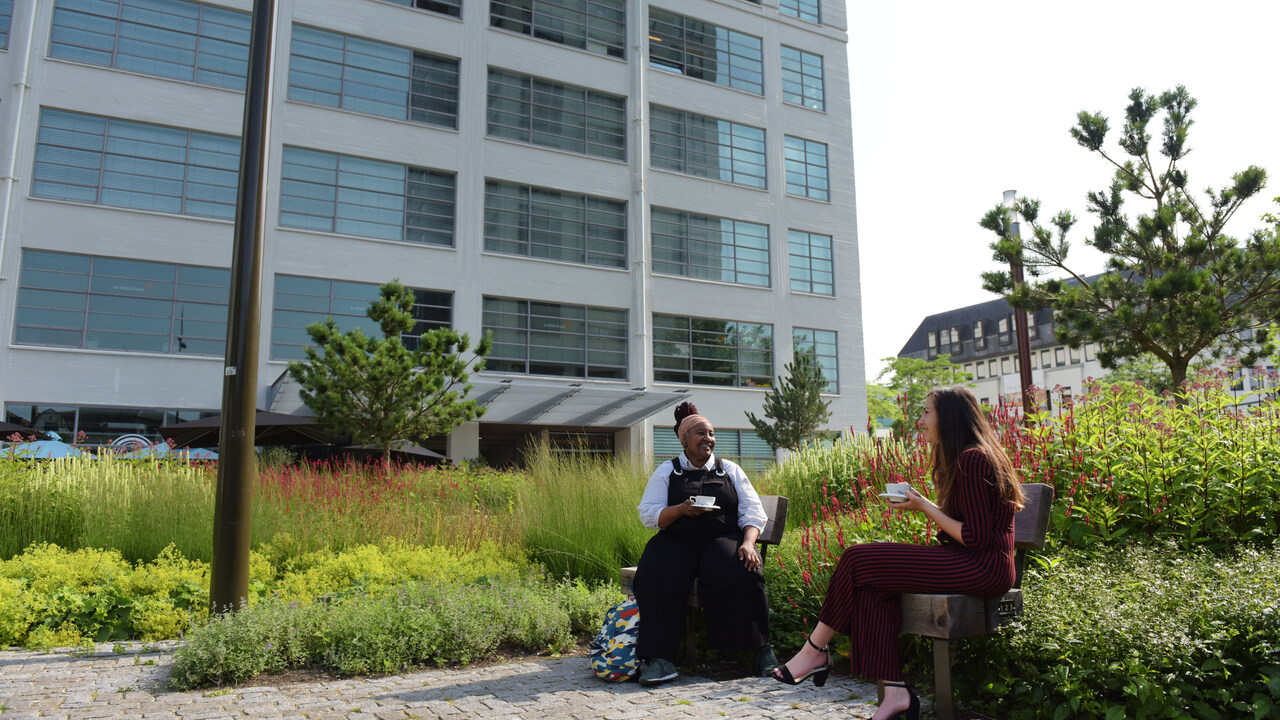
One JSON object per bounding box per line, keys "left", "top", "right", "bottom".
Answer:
{"left": 818, "top": 447, "right": 1016, "bottom": 681}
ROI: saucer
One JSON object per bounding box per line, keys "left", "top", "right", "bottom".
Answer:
{"left": 878, "top": 493, "right": 907, "bottom": 503}
{"left": 693, "top": 504, "right": 720, "bottom": 510}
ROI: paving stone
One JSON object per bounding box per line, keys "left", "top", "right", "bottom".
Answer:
{"left": 0, "top": 645, "right": 892, "bottom": 720}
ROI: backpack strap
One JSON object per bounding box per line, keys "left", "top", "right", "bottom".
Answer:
{"left": 670, "top": 456, "right": 684, "bottom": 476}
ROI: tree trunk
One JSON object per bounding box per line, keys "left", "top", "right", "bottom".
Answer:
{"left": 1169, "top": 358, "right": 1190, "bottom": 404}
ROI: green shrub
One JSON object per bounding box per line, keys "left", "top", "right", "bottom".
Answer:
{"left": 0, "top": 472, "right": 86, "bottom": 558}
{"left": 170, "top": 573, "right": 622, "bottom": 688}
{"left": 950, "top": 544, "right": 1280, "bottom": 720}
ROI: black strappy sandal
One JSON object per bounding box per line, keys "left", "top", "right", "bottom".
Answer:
{"left": 879, "top": 681, "right": 920, "bottom": 720}
{"left": 771, "top": 636, "right": 830, "bottom": 687}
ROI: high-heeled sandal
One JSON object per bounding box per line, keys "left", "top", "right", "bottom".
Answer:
{"left": 771, "top": 636, "right": 831, "bottom": 687}
{"left": 879, "top": 681, "right": 919, "bottom": 720}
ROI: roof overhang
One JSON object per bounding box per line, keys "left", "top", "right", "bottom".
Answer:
{"left": 267, "top": 372, "right": 687, "bottom": 430}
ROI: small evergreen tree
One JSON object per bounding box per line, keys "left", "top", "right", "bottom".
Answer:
{"left": 745, "top": 352, "right": 833, "bottom": 453}
{"left": 288, "top": 280, "right": 491, "bottom": 468}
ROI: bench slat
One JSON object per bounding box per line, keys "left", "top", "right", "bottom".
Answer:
{"left": 900, "top": 589, "right": 1022, "bottom": 639}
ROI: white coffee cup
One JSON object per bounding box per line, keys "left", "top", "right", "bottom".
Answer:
{"left": 884, "top": 483, "right": 910, "bottom": 502}
{"left": 689, "top": 495, "right": 716, "bottom": 507}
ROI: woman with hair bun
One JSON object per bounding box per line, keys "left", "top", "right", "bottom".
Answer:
{"left": 631, "top": 401, "right": 776, "bottom": 685}
{"left": 770, "top": 386, "right": 1025, "bottom": 720}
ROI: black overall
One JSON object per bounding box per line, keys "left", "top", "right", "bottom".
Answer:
{"left": 633, "top": 457, "right": 770, "bottom": 661}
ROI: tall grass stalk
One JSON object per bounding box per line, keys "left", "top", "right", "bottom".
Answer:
{"left": 517, "top": 443, "right": 654, "bottom": 583}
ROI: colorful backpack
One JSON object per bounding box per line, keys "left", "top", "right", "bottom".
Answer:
{"left": 589, "top": 596, "right": 641, "bottom": 681}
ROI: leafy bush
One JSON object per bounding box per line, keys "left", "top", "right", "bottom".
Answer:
{"left": 169, "top": 573, "right": 621, "bottom": 688}
{"left": 951, "top": 544, "right": 1280, "bottom": 720}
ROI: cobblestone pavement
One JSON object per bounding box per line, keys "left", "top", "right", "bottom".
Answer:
{"left": 0, "top": 643, "right": 902, "bottom": 719}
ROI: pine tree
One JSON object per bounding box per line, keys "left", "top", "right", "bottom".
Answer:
{"left": 981, "top": 86, "right": 1279, "bottom": 392}
{"left": 745, "top": 352, "right": 833, "bottom": 453}
{"left": 288, "top": 280, "right": 491, "bottom": 467}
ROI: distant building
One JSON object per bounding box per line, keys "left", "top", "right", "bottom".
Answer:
{"left": 898, "top": 296, "right": 1274, "bottom": 411}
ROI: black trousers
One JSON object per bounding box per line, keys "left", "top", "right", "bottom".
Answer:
{"left": 633, "top": 530, "right": 770, "bottom": 660}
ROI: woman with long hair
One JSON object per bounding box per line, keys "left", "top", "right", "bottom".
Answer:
{"left": 770, "top": 386, "right": 1025, "bottom": 720}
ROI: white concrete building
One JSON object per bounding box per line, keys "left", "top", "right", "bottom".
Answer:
{"left": 0, "top": 0, "right": 865, "bottom": 468}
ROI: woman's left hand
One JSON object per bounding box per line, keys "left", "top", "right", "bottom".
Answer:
{"left": 738, "top": 543, "right": 762, "bottom": 571}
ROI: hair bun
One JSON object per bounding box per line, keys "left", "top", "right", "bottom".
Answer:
{"left": 673, "top": 401, "right": 699, "bottom": 433}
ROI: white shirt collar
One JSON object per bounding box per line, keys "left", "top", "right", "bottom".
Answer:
{"left": 679, "top": 451, "right": 717, "bottom": 471}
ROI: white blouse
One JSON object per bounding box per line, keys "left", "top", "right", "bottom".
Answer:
{"left": 637, "top": 452, "right": 768, "bottom": 531}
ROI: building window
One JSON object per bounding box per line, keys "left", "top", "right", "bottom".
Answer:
{"left": 1069, "top": 346, "right": 1081, "bottom": 364}
{"left": 653, "top": 314, "right": 772, "bottom": 388}
{"left": 648, "top": 9, "right": 762, "bottom": 94}
{"left": 1040, "top": 348, "right": 1051, "bottom": 367}
{"left": 1, "top": 0, "right": 11, "bottom": 49}
{"left": 650, "top": 105, "right": 765, "bottom": 188}
{"left": 483, "top": 297, "right": 627, "bottom": 379}
{"left": 271, "top": 275, "right": 451, "bottom": 360}
{"left": 793, "top": 327, "right": 838, "bottom": 393}
{"left": 997, "top": 315, "right": 1011, "bottom": 344}
{"left": 49, "top": 0, "right": 251, "bottom": 89}
{"left": 279, "top": 146, "right": 455, "bottom": 245}
{"left": 784, "top": 136, "right": 829, "bottom": 200}
{"left": 987, "top": 359, "right": 996, "bottom": 376}
{"left": 33, "top": 108, "right": 240, "bottom": 219}
{"left": 14, "top": 249, "right": 229, "bottom": 356}
{"left": 975, "top": 362, "right": 985, "bottom": 379}
{"left": 1060, "top": 386, "right": 1073, "bottom": 408}
{"left": 651, "top": 207, "right": 769, "bottom": 287}
{"left": 948, "top": 326, "right": 962, "bottom": 355}
{"left": 1055, "top": 347, "right": 1066, "bottom": 366}
{"left": 973, "top": 320, "right": 986, "bottom": 350}
{"left": 927, "top": 331, "right": 937, "bottom": 359}
{"left": 4, "top": 403, "right": 219, "bottom": 448}
{"left": 779, "top": 0, "right": 819, "bottom": 23}
{"left": 654, "top": 426, "right": 773, "bottom": 473}
{"left": 491, "top": 0, "right": 626, "bottom": 58}
{"left": 1025, "top": 311, "right": 1039, "bottom": 340}
{"left": 787, "top": 229, "right": 834, "bottom": 296}
{"left": 383, "top": 0, "right": 460, "bottom": 18}
{"left": 484, "top": 180, "right": 626, "bottom": 268}
{"left": 1030, "top": 352, "right": 1038, "bottom": 369}
{"left": 780, "top": 45, "right": 824, "bottom": 110}
{"left": 288, "top": 25, "right": 459, "bottom": 129}
{"left": 487, "top": 68, "right": 626, "bottom": 160}
{"left": 1084, "top": 342, "right": 1096, "bottom": 361}
{"left": 1001, "top": 356, "right": 1012, "bottom": 375}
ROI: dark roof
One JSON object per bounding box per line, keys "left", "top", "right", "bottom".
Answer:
{"left": 898, "top": 274, "right": 1103, "bottom": 362}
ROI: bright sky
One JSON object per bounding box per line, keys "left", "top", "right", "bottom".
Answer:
{"left": 847, "top": 0, "right": 1280, "bottom": 382}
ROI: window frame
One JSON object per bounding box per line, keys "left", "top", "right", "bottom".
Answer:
{"left": 484, "top": 179, "right": 627, "bottom": 268}
{"left": 783, "top": 135, "right": 829, "bottom": 200}
{"left": 279, "top": 146, "right": 456, "bottom": 246}
{"left": 651, "top": 207, "right": 769, "bottom": 287}
{"left": 647, "top": 8, "right": 763, "bottom": 94}
{"left": 793, "top": 327, "right": 838, "bottom": 393}
{"left": 787, "top": 229, "right": 834, "bottom": 296}
{"left": 270, "top": 274, "right": 452, "bottom": 360}
{"left": 482, "top": 296, "right": 629, "bottom": 380}
{"left": 382, "top": 0, "right": 461, "bottom": 19}
{"left": 32, "top": 107, "right": 241, "bottom": 220}
{"left": 649, "top": 104, "right": 766, "bottom": 188}
{"left": 779, "top": 0, "right": 820, "bottom": 23}
{"left": 48, "top": 0, "right": 251, "bottom": 90}
{"left": 652, "top": 313, "right": 773, "bottom": 388}
{"left": 14, "top": 249, "right": 230, "bottom": 357}
{"left": 490, "top": 0, "right": 626, "bottom": 59}
{"left": 779, "top": 45, "right": 824, "bottom": 110}
{"left": 487, "top": 68, "right": 627, "bottom": 161}
{"left": 287, "top": 24, "right": 460, "bottom": 129}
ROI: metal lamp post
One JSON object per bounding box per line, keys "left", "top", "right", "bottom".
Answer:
{"left": 1002, "top": 190, "right": 1036, "bottom": 424}
{"left": 210, "top": 0, "right": 278, "bottom": 613}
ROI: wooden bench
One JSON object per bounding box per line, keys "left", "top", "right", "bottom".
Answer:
{"left": 620, "top": 494, "right": 789, "bottom": 665}
{"left": 896, "top": 483, "right": 1054, "bottom": 720}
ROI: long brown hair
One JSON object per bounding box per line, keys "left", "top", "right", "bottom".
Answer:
{"left": 927, "top": 386, "right": 1024, "bottom": 512}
